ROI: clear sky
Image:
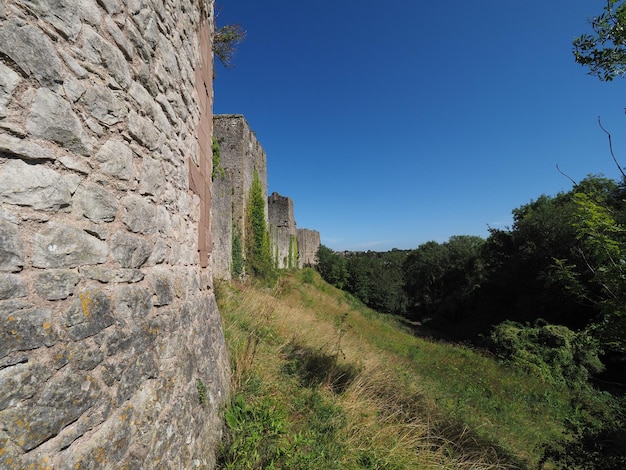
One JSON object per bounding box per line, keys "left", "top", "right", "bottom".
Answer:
{"left": 213, "top": 1, "right": 626, "bottom": 252}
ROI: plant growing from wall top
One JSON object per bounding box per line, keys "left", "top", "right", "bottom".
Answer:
{"left": 214, "top": 24, "right": 246, "bottom": 68}
{"left": 245, "top": 171, "right": 275, "bottom": 281}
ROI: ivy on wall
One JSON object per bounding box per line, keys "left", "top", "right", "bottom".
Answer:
{"left": 245, "top": 171, "right": 274, "bottom": 280}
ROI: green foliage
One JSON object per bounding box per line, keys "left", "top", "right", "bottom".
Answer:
{"left": 488, "top": 321, "right": 604, "bottom": 386}
{"left": 197, "top": 378, "right": 208, "bottom": 406}
{"left": 214, "top": 24, "right": 246, "bottom": 68}
{"left": 231, "top": 222, "right": 243, "bottom": 278}
{"left": 403, "top": 236, "right": 484, "bottom": 318}
{"left": 288, "top": 235, "right": 298, "bottom": 269}
{"left": 314, "top": 245, "right": 348, "bottom": 289}
{"left": 574, "top": 0, "right": 626, "bottom": 80}
{"left": 245, "top": 172, "right": 275, "bottom": 282}
{"left": 219, "top": 394, "right": 287, "bottom": 468}
{"left": 211, "top": 137, "right": 225, "bottom": 181}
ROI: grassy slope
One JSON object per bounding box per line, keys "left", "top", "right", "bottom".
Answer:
{"left": 215, "top": 270, "right": 573, "bottom": 469}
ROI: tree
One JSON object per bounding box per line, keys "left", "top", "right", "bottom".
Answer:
{"left": 315, "top": 245, "right": 348, "bottom": 289}
{"left": 574, "top": 0, "right": 626, "bottom": 80}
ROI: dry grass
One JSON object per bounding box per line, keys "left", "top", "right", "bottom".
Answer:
{"left": 216, "top": 271, "right": 551, "bottom": 469}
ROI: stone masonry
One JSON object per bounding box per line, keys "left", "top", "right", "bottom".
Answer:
{"left": 297, "top": 228, "right": 321, "bottom": 268}
{"left": 0, "top": 1, "right": 229, "bottom": 468}
{"left": 268, "top": 192, "right": 297, "bottom": 269}
{"left": 212, "top": 115, "right": 321, "bottom": 277}
{"left": 211, "top": 114, "right": 268, "bottom": 279}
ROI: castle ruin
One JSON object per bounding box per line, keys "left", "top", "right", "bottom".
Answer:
{"left": 0, "top": 1, "right": 228, "bottom": 467}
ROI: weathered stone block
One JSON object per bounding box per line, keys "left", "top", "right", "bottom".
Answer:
{"left": 147, "top": 270, "right": 175, "bottom": 306}
{"left": 94, "top": 138, "right": 134, "bottom": 181}
{"left": 21, "top": 0, "right": 101, "bottom": 41}
{"left": 82, "top": 25, "right": 131, "bottom": 89}
{"left": 35, "top": 269, "right": 80, "bottom": 300}
{"left": 80, "top": 83, "right": 128, "bottom": 126}
{"left": 0, "top": 362, "right": 51, "bottom": 410}
{"left": 0, "top": 159, "right": 75, "bottom": 211}
{"left": 0, "top": 133, "right": 52, "bottom": 161}
{"left": 0, "top": 368, "right": 100, "bottom": 451}
{"left": 116, "top": 351, "right": 158, "bottom": 403}
{"left": 0, "top": 220, "right": 24, "bottom": 272}
{"left": 139, "top": 156, "right": 165, "bottom": 196}
{"left": 65, "top": 290, "right": 114, "bottom": 340}
{"left": 0, "top": 19, "right": 63, "bottom": 87}
{"left": 0, "top": 300, "right": 56, "bottom": 358}
{"left": 68, "top": 343, "right": 104, "bottom": 371}
{"left": 26, "top": 88, "right": 93, "bottom": 156}
{"left": 79, "top": 266, "right": 112, "bottom": 283}
{"left": 121, "top": 195, "right": 157, "bottom": 234}
{"left": 128, "top": 111, "right": 160, "bottom": 150}
{"left": 33, "top": 223, "right": 108, "bottom": 268}
{"left": 0, "top": 274, "right": 26, "bottom": 300}
{"left": 114, "top": 285, "right": 152, "bottom": 319}
{"left": 112, "top": 269, "right": 144, "bottom": 283}
{"left": 110, "top": 231, "right": 152, "bottom": 268}
{"left": 72, "top": 181, "right": 118, "bottom": 222}
{"left": 0, "top": 62, "right": 20, "bottom": 119}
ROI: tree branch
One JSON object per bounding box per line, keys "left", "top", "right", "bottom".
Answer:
{"left": 598, "top": 116, "right": 626, "bottom": 179}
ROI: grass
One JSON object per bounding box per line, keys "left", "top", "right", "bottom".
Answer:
{"left": 215, "top": 269, "right": 582, "bottom": 469}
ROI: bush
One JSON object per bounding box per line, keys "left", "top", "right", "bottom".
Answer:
{"left": 488, "top": 320, "right": 604, "bottom": 386}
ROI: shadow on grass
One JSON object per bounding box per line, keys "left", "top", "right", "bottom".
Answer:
{"left": 281, "top": 343, "right": 361, "bottom": 394}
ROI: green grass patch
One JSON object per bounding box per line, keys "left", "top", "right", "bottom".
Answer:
{"left": 215, "top": 272, "right": 619, "bottom": 468}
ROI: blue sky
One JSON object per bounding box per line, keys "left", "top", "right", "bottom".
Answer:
{"left": 213, "top": 1, "right": 626, "bottom": 252}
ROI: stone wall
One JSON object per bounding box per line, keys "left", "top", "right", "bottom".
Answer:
{"left": 212, "top": 114, "right": 268, "bottom": 279}
{"left": 0, "top": 1, "right": 229, "bottom": 468}
{"left": 297, "top": 228, "right": 321, "bottom": 268}
{"left": 268, "top": 192, "right": 297, "bottom": 269}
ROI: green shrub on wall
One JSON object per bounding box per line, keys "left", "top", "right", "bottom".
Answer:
{"left": 288, "top": 235, "right": 298, "bottom": 269}
{"left": 212, "top": 137, "right": 225, "bottom": 181}
{"left": 232, "top": 221, "right": 243, "bottom": 278}
{"left": 245, "top": 172, "right": 275, "bottom": 281}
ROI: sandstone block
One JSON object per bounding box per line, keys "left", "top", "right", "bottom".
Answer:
{"left": 0, "top": 220, "right": 24, "bottom": 272}
{"left": 72, "top": 181, "right": 118, "bottom": 222}
{"left": 35, "top": 269, "right": 80, "bottom": 300}
{"left": 0, "top": 19, "right": 63, "bottom": 87}
{"left": 32, "top": 223, "right": 108, "bottom": 268}
{"left": 26, "top": 88, "right": 93, "bottom": 156}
